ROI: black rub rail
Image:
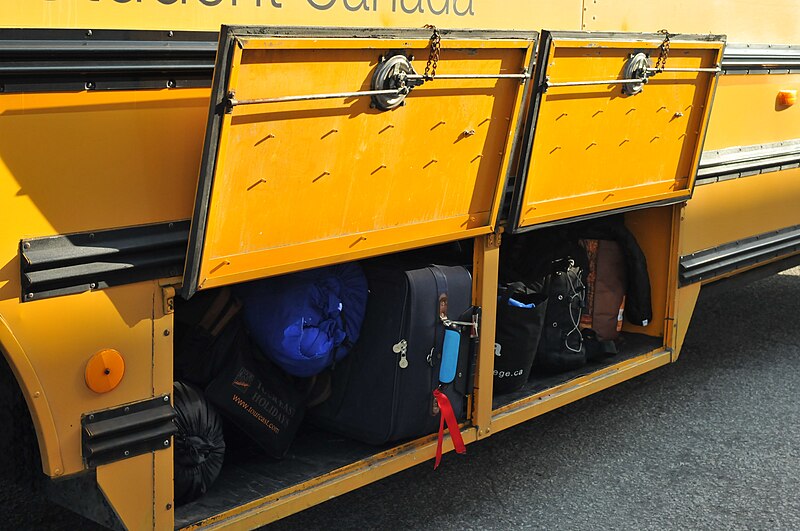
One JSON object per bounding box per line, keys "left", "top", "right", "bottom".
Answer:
{"left": 82, "top": 396, "right": 177, "bottom": 468}
{"left": 20, "top": 220, "right": 189, "bottom": 302}
{"left": 696, "top": 140, "right": 800, "bottom": 185}
{"left": 0, "top": 29, "right": 217, "bottom": 93}
{"left": 679, "top": 225, "right": 800, "bottom": 286}
{"left": 721, "top": 44, "right": 800, "bottom": 74}
{"left": 1, "top": 31, "right": 799, "bottom": 93}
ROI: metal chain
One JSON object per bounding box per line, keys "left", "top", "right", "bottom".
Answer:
{"left": 423, "top": 24, "right": 441, "bottom": 80}
{"left": 655, "top": 29, "right": 672, "bottom": 73}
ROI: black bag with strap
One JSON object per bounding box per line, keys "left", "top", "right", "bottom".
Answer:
{"left": 493, "top": 282, "right": 548, "bottom": 394}
{"left": 532, "top": 258, "right": 588, "bottom": 374}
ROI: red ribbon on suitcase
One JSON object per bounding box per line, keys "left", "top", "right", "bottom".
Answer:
{"left": 433, "top": 388, "right": 466, "bottom": 469}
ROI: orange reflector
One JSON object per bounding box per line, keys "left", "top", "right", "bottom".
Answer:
{"left": 777, "top": 90, "right": 797, "bottom": 106}
{"left": 85, "top": 349, "right": 125, "bottom": 394}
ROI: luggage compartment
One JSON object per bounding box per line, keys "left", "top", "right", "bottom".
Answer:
{"left": 174, "top": 248, "right": 482, "bottom": 527}
{"left": 170, "top": 28, "right": 691, "bottom": 527}
{"left": 492, "top": 206, "right": 677, "bottom": 418}
{"left": 173, "top": 205, "right": 677, "bottom": 527}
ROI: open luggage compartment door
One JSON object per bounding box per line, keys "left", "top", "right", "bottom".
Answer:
{"left": 509, "top": 31, "right": 724, "bottom": 232}
{"left": 183, "top": 26, "right": 536, "bottom": 297}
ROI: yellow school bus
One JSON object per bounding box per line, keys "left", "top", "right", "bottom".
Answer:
{"left": 1, "top": 1, "right": 799, "bottom": 529}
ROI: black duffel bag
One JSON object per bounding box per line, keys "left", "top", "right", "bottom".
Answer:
{"left": 493, "top": 282, "right": 547, "bottom": 394}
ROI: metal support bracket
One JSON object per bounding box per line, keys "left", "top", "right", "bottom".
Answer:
{"left": 162, "top": 285, "right": 175, "bottom": 315}
{"left": 542, "top": 52, "right": 720, "bottom": 95}
{"left": 225, "top": 53, "right": 529, "bottom": 112}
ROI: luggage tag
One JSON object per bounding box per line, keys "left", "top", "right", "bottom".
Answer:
{"left": 439, "top": 328, "right": 461, "bottom": 385}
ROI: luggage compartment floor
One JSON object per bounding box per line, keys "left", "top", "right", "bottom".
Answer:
{"left": 174, "top": 427, "right": 389, "bottom": 528}
{"left": 491, "top": 332, "right": 663, "bottom": 410}
{"left": 176, "top": 333, "right": 662, "bottom": 528}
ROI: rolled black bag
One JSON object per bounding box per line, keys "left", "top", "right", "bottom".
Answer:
{"left": 493, "top": 282, "right": 547, "bottom": 394}
{"left": 173, "top": 381, "right": 226, "bottom": 506}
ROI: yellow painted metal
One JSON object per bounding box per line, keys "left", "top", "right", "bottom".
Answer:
{"left": 664, "top": 205, "right": 682, "bottom": 353}
{"left": 182, "top": 427, "right": 479, "bottom": 530}
{"left": 622, "top": 206, "right": 675, "bottom": 338}
{"left": 471, "top": 234, "right": 500, "bottom": 438}
{"left": 97, "top": 453, "right": 158, "bottom": 531}
{"left": 0, "top": 91, "right": 205, "bottom": 237}
{"left": 0, "top": 87, "right": 205, "bottom": 477}
{"left": 9, "top": 0, "right": 800, "bottom": 45}
{"left": 674, "top": 283, "right": 701, "bottom": 361}
{"left": 1, "top": 0, "right": 583, "bottom": 33}
{"left": 0, "top": 315, "right": 64, "bottom": 476}
{"left": 156, "top": 445, "right": 176, "bottom": 530}
{"left": 194, "top": 33, "right": 533, "bottom": 292}
{"left": 583, "top": 0, "right": 800, "bottom": 45}
{"left": 704, "top": 74, "right": 800, "bottom": 151}
{"left": 681, "top": 168, "right": 800, "bottom": 256}
{"left": 491, "top": 349, "right": 671, "bottom": 433}
{"left": 515, "top": 34, "right": 723, "bottom": 229}
{"left": 0, "top": 283, "right": 170, "bottom": 476}
{"left": 239, "top": 37, "right": 528, "bottom": 50}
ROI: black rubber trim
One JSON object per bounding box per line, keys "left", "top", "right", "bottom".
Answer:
{"left": 20, "top": 220, "right": 189, "bottom": 302}
{"left": 696, "top": 140, "right": 800, "bottom": 185}
{"left": 182, "top": 25, "right": 537, "bottom": 299}
{"left": 700, "top": 251, "right": 800, "bottom": 295}
{"left": 0, "top": 29, "right": 217, "bottom": 93}
{"left": 679, "top": 225, "right": 800, "bottom": 286}
{"left": 722, "top": 44, "right": 800, "bottom": 74}
{"left": 82, "top": 396, "right": 177, "bottom": 468}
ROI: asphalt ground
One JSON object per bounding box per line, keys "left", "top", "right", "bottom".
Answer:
{"left": 5, "top": 266, "right": 800, "bottom": 530}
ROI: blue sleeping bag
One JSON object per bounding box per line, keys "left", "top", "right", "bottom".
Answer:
{"left": 237, "top": 263, "right": 368, "bottom": 378}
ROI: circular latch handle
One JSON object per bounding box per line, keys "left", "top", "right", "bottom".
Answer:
{"left": 622, "top": 52, "right": 651, "bottom": 96}
{"left": 371, "top": 54, "right": 417, "bottom": 111}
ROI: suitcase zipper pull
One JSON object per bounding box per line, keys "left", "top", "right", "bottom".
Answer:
{"left": 393, "top": 339, "right": 409, "bottom": 369}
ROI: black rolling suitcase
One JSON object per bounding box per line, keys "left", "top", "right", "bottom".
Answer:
{"left": 311, "top": 263, "right": 476, "bottom": 455}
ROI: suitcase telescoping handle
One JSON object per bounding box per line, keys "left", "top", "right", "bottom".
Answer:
{"left": 429, "top": 265, "right": 467, "bottom": 469}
